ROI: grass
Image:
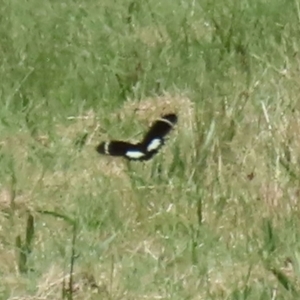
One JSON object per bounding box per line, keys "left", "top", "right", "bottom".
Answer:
{"left": 1, "top": 0, "right": 300, "bottom": 299}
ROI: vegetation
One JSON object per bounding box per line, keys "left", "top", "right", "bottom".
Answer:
{"left": 1, "top": 0, "right": 300, "bottom": 299}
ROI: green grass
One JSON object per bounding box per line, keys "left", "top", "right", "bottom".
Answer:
{"left": 1, "top": 0, "right": 300, "bottom": 299}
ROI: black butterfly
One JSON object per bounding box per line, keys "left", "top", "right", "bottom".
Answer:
{"left": 96, "top": 113, "right": 178, "bottom": 161}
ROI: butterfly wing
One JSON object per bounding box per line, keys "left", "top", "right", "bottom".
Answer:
{"left": 96, "top": 141, "right": 147, "bottom": 161}
{"left": 141, "top": 113, "right": 178, "bottom": 154}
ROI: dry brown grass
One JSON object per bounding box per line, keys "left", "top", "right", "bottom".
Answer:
{"left": 2, "top": 87, "right": 300, "bottom": 299}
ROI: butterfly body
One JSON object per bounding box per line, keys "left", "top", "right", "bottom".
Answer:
{"left": 96, "top": 113, "right": 177, "bottom": 161}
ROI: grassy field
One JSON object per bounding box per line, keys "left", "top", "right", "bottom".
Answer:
{"left": 1, "top": 0, "right": 300, "bottom": 299}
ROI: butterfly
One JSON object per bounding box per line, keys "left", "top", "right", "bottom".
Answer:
{"left": 96, "top": 113, "right": 178, "bottom": 161}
